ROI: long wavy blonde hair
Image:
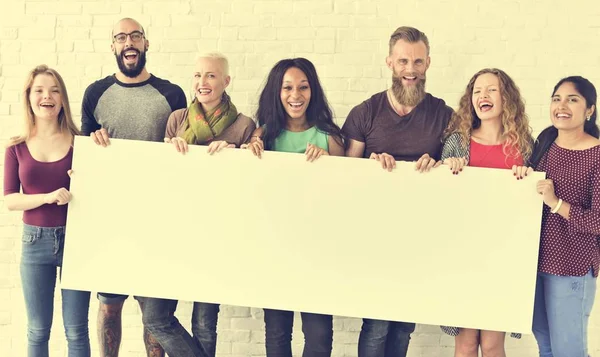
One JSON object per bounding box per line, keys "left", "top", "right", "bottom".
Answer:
{"left": 7, "top": 64, "right": 80, "bottom": 147}
{"left": 444, "top": 68, "right": 533, "bottom": 162}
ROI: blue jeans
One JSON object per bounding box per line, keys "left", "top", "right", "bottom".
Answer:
{"left": 20, "top": 224, "right": 91, "bottom": 357}
{"left": 358, "top": 319, "right": 415, "bottom": 357}
{"left": 263, "top": 309, "right": 333, "bottom": 357}
{"left": 139, "top": 297, "right": 218, "bottom": 357}
{"left": 532, "top": 270, "right": 597, "bottom": 357}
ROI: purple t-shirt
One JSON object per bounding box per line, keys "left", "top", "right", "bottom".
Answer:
{"left": 3, "top": 142, "right": 73, "bottom": 227}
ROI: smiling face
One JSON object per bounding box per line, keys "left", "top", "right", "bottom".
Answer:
{"left": 111, "top": 19, "right": 148, "bottom": 78}
{"left": 387, "top": 39, "right": 430, "bottom": 106}
{"left": 192, "top": 57, "right": 230, "bottom": 110}
{"left": 29, "top": 73, "right": 62, "bottom": 122}
{"left": 551, "top": 81, "right": 595, "bottom": 132}
{"left": 280, "top": 67, "right": 311, "bottom": 122}
{"left": 472, "top": 73, "right": 503, "bottom": 122}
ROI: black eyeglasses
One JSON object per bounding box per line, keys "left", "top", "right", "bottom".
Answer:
{"left": 113, "top": 31, "right": 145, "bottom": 44}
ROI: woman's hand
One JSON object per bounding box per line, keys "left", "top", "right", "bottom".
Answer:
{"left": 241, "top": 136, "right": 264, "bottom": 159}
{"left": 165, "top": 137, "right": 188, "bottom": 154}
{"left": 207, "top": 141, "right": 234, "bottom": 155}
{"left": 512, "top": 165, "right": 533, "bottom": 180}
{"left": 44, "top": 188, "right": 72, "bottom": 206}
{"left": 442, "top": 157, "right": 467, "bottom": 175}
{"left": 537, "top": 179, "right": 560, "bottom": 209}
{"left": 305, "top": 143, "right": 328, "bottom": 162}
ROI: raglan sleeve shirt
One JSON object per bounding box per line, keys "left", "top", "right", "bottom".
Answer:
{"left": 152, "top": 79, "right": 187, "bottom": 113}
{"left": 80, "top": 77, "right": 116, "bottom": 136}
{"left": 80, "top": 83, "right": 101, "bottom": 136}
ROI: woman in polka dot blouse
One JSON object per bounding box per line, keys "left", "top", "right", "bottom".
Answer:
{"left": 437, "top": 68, "right": 533, "bottom": 356}
{"left": 514, "top": 76, "right": 599, "bottom": 357}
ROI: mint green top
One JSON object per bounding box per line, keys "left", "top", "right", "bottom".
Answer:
{"left": 273, "top": 126, "right": 329, "bottom": 153}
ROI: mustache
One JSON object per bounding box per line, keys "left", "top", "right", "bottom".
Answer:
{"left": 396, "top": 72, "right": 425, "bottom": 80}
{"left": 391, "top": 73, "right": 426, "bottom": 107}
{"left": 120, "top": 48, "right": 141, "bottom": 58}
{"left": 115, "top": 48, "right": 146, "bottom": 78}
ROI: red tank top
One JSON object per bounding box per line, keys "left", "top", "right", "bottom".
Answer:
{"left": 469, "top": 139, "right": 523, "bottom": 169}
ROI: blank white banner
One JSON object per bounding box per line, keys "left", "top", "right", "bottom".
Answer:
{"left": 61, "top": 136, "right": 544, "bottom": 334}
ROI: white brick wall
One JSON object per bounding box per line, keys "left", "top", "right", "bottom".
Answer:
{"left": 1, "top": 0, "right": 600, "bottom": 356}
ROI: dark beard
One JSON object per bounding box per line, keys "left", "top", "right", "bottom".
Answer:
{"left": 115, "top": 49, "right": 147, "bottom": 78}
{"left": 391, "top": 74, "right": 426, "bottom": 107}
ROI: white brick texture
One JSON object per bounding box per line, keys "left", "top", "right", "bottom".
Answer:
{"left": 1, "top": 0, "right": 600, "bottom": 356}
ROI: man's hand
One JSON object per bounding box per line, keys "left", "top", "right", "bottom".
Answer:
{"left": 415, "top": 153, "right": 438, "bottom": 173}
{"left": 369, "top": 152, "right": 396, "bottom": 172}
{"left": 91, "top": 128, "right": 110, "bottom": 147}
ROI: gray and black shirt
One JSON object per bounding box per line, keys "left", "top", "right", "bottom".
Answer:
{"left": 81, "top": 74, "right": 187, "bottom": 141}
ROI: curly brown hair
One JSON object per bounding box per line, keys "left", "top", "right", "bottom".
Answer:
{"left": 444, "top": 68, "right": 533, "bottom": 162}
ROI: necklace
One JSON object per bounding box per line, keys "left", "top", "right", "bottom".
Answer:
{"left": 386, "top": 89, "right": 415, "bottom": 117}
{"left": 387, "top": 89, "right": 402, "bottom": 116}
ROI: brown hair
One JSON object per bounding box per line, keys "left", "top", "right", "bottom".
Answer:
{"left": 7, "top": 64, "right": 80, "bottom": 147}
{"left": 388, "top": 26, "right": 430, "bottom": 55}
{"left": 444, "top": 68, "right": 533, "bottom": 161}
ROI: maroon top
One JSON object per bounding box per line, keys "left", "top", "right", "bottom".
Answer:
{"left": 3, "top": 142, "right": 73, "bottom": 227}
{"left": 536, "top": 143, "right": 600, "bottom": 277}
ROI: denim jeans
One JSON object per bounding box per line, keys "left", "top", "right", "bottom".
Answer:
{"left": 20, "top": 224, "right": 91, "bottom": 357}
{"left": 357, "top": 319, "right": 415, "bottom": 357}
{"left": 532, "top": 270, "right": 597, "bottom": 357}
{"left": 139, "top": 296, "right": 219, "bottom": 357}
{"left": 263, "top": 309, "right": 333, "bottom": 357}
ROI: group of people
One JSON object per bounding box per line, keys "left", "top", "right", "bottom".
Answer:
{"left": 3, "top": 17, "right": 599, "bottom": 357}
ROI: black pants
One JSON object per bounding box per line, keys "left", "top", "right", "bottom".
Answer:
{"left": 264, "top": 309, "right": 333, "bottom": 357}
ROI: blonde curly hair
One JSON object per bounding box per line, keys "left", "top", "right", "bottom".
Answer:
{"left": 444, "top": 68, "right": 533, "bottom": 162}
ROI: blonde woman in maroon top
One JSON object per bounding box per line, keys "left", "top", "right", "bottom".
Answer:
{"left": 437, "top": 68, "right": 533, "bottom": 357}
{"left": 3, "top": 65, "right": 90, "bottom": 356}
{"left": 514, "top": 76, "right": 599, "bottom": 357}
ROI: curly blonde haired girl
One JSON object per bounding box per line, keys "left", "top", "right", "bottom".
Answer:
{"left": 441, "top": 68, "right": 533, "bottom": 172}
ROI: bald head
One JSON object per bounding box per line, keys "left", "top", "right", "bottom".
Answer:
{"left": 112, "top": 18, "right": 145, "bottom": 39}
{"left": 110, "top": 17, "right": 149, "bottom": 81}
